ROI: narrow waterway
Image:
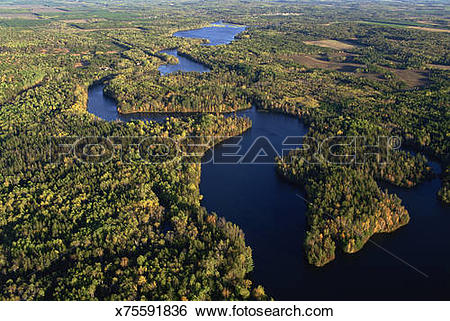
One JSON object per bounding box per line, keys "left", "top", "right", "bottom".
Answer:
{"left": 158, "top": 49, "right": 210, "bottom": 75}
{"left": 87, "top": 22, "right": 450, "bottom": 300}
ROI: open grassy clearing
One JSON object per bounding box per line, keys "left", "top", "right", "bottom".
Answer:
{"left": 283, "top": 54, "right": 360, "bottom": 71}
{"left": 389, "top": 68, "right": 429, "bottom": 87}
{"left": 303, "top": 39, "right": 356, "bottom": 50}
{"left": 407, "top": 26, "right": 450, "bottom": 33}
{"left": 282, "top": 54, "right": 430, "bottom": 88}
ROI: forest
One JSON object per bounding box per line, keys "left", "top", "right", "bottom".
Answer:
{"left": 0, "top": 0, "right": 448, "bottom": 299}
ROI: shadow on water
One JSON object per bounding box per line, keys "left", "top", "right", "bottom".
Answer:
{"left": 87, "top": 22, "right": 450, "bottom": 300}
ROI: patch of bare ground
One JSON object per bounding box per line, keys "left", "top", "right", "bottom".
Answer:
{"left": 40, "top": 48, "right": 71, "bottom": 55}
{"left": 283, "top": 54, "right": 384, "bottom": 81}
{"left": 66, "top": 18, "right": 106, "bottom": 24}
{"left": 415, "top": 20, "right": 440, "bottom": 26}
{"left": 283, "top": 54, "right": 362, "bottom": 72}
{"left": 389, "top": 69, "right": 429, "bottom": 88}
{"left": 54, "top": 48, "right": 70, "bottom": 54}
{"left": 62, "top": 19, "right": 89, "bottom": 24}
{"left": 282, "top": 54, "right": 430, "bottom": 88}
{"left": 407, "top": 26, "right": 450, "bottom": 33}
{"left": 303, "top": 39, "right": 356, "bottom": 50}
{"left": 282, "top": 54, "right": 414, "bottom": 85}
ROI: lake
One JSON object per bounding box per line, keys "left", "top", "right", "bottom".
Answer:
{"left": 173, "top": 21, "right": 247, "bottom": 46}
{"left": 87, "top": 22, "right": 450, "bottom": 300}
{"left": 158, "top": 21, "right": 245, "bottom": 74}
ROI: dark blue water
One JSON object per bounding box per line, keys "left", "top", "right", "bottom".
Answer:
{"left": 173, "top": 21, "right": 246, "bottom": 46}
{"left": 158, "top": 49, "right": 210, "bottom": 75}
{"left": 200, "top": 108, "right": 450, "bottom": 300}
{"left": 158, "top": 21, "right": 245, "bottom": 74}
{"left": 87, "top": 23, "right": 450, "bottom": 300}
{"left": 87, "top": 84, "right": 172, "bottom": 122}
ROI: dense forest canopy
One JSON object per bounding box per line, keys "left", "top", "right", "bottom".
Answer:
{"left": 0, "top": 0, "right": 448, "bottom": 299}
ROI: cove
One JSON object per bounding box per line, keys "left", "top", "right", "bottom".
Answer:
{"left": 87, "top": 23, "right": 450, "bottom": 300}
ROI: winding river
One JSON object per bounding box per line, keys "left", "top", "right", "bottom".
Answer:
{"left": 87, "top": 22, "right": 449, "bottom": 300}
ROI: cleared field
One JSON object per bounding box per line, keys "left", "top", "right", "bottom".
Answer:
{"left": 414, "top": 20, "right": 443, "bottom": 26}
{"left": 62, "top": 19, "right": 90, "bottom": 24}
{"left": 407, "top": 26, "right": 450, "bottom": 33}
{"left": 283, "top": 54, "right": 362, "bottom": 72}
{"left": 389, "top": 69, "right": 429, "bottom": 88}
{"left": 282, "top": 54, "right": 384, "bottom": 82}
{"left": 303, "top": 39, "right": 356, "bottom": 50}
{"left": 283, "top": 54, "right": 429, "bottom": 88}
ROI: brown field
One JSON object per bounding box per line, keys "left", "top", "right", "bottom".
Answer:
{"left": 63, "top": 19, "right": 89, "bottom": 24}
{"left": 284, "top": 54, "right": 362, "bottom": 72}
{"left": 389, "top": 69, "right": 429, "bottom": 88}
{"left": 282, "top": 54, "right": 384, "bottom": 82}
{"left": 303, "top": 40, "right": 356, "bottom": 50}
{"left": 282, "top": 54, "right": 429, "bottom": 88}
{"left": 415, "top": 20, "right": 441, "bottom": 26}
{"left": 407, "top": 26, "right": 450, "bottom": 33}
